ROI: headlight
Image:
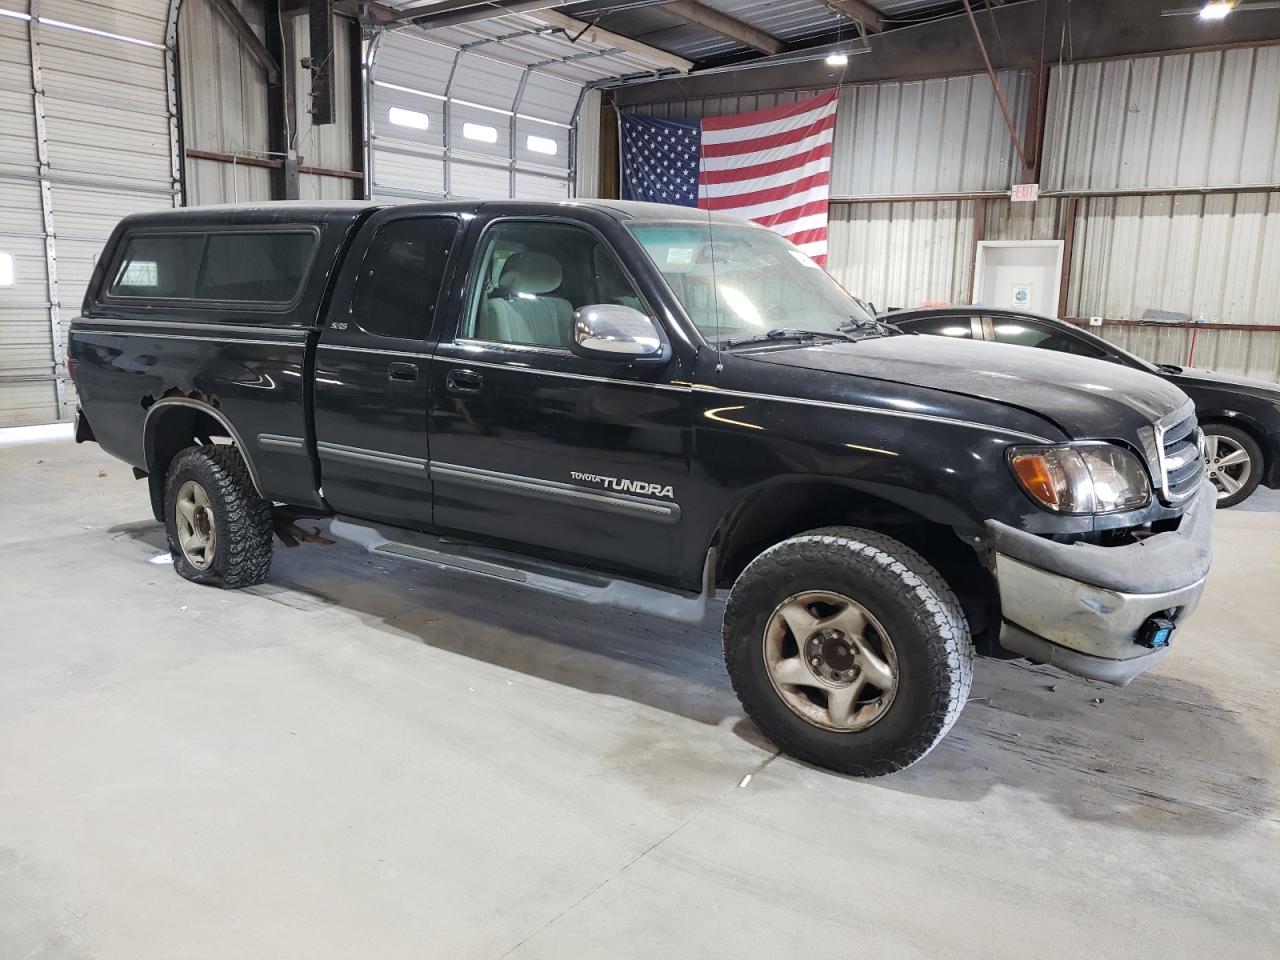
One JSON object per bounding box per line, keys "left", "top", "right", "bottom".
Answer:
{"left": 1008, "top": 444, "right": 1151, "bottom": 514}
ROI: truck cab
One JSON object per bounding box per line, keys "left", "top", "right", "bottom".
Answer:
{"left": 69, "top": 199, "right": 1215, "bottom": 777}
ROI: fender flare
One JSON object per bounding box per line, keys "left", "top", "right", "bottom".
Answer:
{"left": 142, "top": 397, "right": 268, "bottom": 499}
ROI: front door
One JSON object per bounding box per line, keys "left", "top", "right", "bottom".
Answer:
{"left": 427, "top": 217, "right": 692, "bottom": 582}
{"left": 314, "top": 213, "right": 461, "bottom": 528}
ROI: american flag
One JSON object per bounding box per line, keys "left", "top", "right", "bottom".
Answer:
{"left": 620, "top": 91, "right": 839, "bottom": 265}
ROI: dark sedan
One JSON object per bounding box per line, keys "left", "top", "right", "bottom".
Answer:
{"left": 885, "top": 306, "right": 1280, "bottom": 508}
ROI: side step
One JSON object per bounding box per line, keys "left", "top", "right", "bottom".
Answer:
{"left": 328, "top": 517, "right": 715, "bottom": 624}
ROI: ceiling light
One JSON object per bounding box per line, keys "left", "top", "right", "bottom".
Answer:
{"left": 825, "top": 52, "right": 849, "bottom": 66}
{"left": 1199, "top": 1, "right": 1234, "bottom": 18}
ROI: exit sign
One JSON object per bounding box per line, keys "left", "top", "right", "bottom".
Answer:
{"left": 1011, "top": 183, "right": 1039, "bottom": 202}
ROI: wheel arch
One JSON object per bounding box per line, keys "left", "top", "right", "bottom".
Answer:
{"left": 142, "top": 399, "right": 265, "bottom": 521}
{"left": 708, "top": 475, "right": 998, "bottom": 646}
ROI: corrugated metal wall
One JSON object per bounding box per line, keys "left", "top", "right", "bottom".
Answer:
{"left": 1044, "top": 46, "right": 1280, "bottom": 192}
{"left": 178, "top": 0, "right": 272, "bottom": 204}
{"left": 628, "top": 54, "right": 1280, "bottom": 382}
{"left": 0, "top": 0, "right": 179, "bottom": 426}
{"left": 629, "top": 71, "right": 1028, "bottom": 198}
{"left": 574, "top": 88, "right": 601, "bottom": 199}
{"left": 828, "top": 200, "right": 974, "bottom": 311}
{"left": 179, "top": 2, "right": 358, "bottom": 204}
{"left": 832, "top": 71, "right": 1027, "bottom": 197}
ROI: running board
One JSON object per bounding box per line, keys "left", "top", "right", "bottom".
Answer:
{"left": 328, "top": 517, "right": 715, "bottom": 623}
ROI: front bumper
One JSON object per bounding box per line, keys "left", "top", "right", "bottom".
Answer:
{"left": 987, "top": 480, "right": 1215, "bottom": 686}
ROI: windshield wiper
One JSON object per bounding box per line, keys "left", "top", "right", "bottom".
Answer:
{"left": 724, "top": 328, "right": 858, "bottom": 348}
{"left": 837, "top": 315, "right": 899, "bottom": 338}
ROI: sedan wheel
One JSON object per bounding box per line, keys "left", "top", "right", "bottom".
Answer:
{"left": 1202, "top": 425, "right": 1263, "bottom": 508}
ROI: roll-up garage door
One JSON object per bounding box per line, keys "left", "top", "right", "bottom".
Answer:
{"left": 367, "top": 19, "right": 614, "bottom": 205}
{"left": 0, "top": 0, "right": 179, "bottom": 426}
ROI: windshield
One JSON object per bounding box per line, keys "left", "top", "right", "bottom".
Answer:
{"left": 629, "top": 222, "right": 877, "bottom": 346}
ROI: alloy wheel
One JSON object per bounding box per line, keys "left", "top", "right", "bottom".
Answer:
{"left": 174, "top": 479, "right": 217, "bottom": 570}
{"left": 762, "top": 590, "right": 899, "bottom": 733}
{"left": 1204, "top": 433, "right": 1252, "bottom": 501}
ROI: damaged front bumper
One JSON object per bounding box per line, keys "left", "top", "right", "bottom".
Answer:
{"left": 987, "top": 480, "right": 1215, "bottom": 686}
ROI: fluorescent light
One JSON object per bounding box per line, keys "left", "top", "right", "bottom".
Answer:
{"left": 462, "top": 122, "right": 498, "bottom": 144}
{"left": 388, "top": 106, "right": 429, "bottom": 130}
{"left": 1199, "top": 1, "right": 1233, "bottom": 18}
{"left": 825, "top": 52, "right": 849, "bottom": 66}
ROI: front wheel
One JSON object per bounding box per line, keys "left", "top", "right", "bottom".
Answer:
{"left": 164, "top": 444, "right": 273, "bottom": 588}
{"left": 723, "top": 527, "right": 974, "bottom": 777}
{"left": 1202, "top": 424, "right": 1263, "bottom": 508}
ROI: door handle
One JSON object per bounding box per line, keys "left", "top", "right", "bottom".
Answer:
{"left": 388, "top": 362, "right": 418, "bottom": 382}
{"left": 446, "top": 368, "right": 483, "bottom": 394}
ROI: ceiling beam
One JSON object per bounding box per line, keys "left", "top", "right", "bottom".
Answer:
{"left": 822, "top": 0, "right": 883, "bottom": 32}
{"left": 660, "top": 0, "right": 785, "bottom": 55}
{"left": 529, "top": 9, "right": 693, "bottom": 72}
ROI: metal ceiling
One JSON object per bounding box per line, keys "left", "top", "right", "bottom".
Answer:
{"left": 375, "top": 0, "right": 980, "bottom": 75}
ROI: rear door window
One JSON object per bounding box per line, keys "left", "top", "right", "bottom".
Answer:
{"left": 347, "top": 217, "right": 458, "bottom": 339}
{"left": 899, "top": 315, "right": 976, "bottom": 339}
{"left": 991, "top": 317, "right": 1106, "bottom": 357}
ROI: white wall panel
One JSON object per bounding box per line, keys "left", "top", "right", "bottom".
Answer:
{"left": 833, "top": 71, "right": 1027, "bottom": 197}
{"left": 1044, "top": 47, "right": 1280, "bottom": 192}
{"left": 178, "top": 0, "right": 271, "bottom": 200}
{"left": 573, "top": 87, "right": 600, "bottom": 199}
{"left": 630, "top": 73, "right": 1026, "bottom": 198}
{"left": 1067, "top": 191, "right": 1280, "bottom": 325}
{"left": 827, "top": 200, "right": 974, "bottom": 311}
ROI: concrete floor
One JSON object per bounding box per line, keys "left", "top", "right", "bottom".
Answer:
{"left": 2, "top": 436, "right": 1277, "bottom": 960}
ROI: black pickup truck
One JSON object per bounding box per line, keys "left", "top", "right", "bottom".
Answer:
{"left": 68, "top": 200, "right": 1214, "bottom": 777}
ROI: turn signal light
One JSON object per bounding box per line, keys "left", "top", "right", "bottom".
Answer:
{"left": 1010, "top": 453, "right": 1059, "bottom": 509}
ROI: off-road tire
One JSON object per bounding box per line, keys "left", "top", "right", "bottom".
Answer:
{"left": 1202, "top": 423, "right": 1263, "bottom": 508}
{"left": 164, "top": 444, "right": 273, "bottom": 588}
{"left": 723, "top": 527, "right": 974, "bottom": 777}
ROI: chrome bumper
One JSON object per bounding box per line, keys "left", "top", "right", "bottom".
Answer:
{"left": 987, "top": 481, "right": 1215, "bottom": 686}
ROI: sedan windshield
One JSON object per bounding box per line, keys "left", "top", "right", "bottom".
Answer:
{"left": 629, "top": 222, "right": 878, "bottom": 347}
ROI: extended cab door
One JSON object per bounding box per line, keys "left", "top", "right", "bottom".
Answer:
{"left": 426, "top": 216, "right": 693, "bottom": 583}
{"left": 314, "top": 211, "right": 462, "bottom": 528}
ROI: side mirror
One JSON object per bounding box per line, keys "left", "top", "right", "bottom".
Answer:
{"left": 570, "top": 304, "right": 668, "bottom": 363}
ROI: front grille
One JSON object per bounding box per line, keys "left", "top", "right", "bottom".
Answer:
{"left": 1159, "top": 411, "right": 1204, "bottom": 503}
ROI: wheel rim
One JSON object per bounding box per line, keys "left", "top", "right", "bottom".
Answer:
{"left": 1204, "top": 433, "right": 1252, "bottom": 500}
{"left": 175, "top": 479, "right": 216, "bottom": 570}
{"left": 762, "top": 590, "right": 899, "bottom": 733}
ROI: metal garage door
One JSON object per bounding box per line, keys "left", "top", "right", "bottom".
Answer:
{"left": 368, "top": 13, "right": 679, "bottom": 205}
{"left": 0, "top": 0, "right": 179, "bottom": 427}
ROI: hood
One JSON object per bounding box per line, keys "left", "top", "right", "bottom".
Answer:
{"left": 1166, "top": 365, "right": 1280, "bottom": 401}
{"left": 741, "top": 335, "right": 1191, "bottom": 440}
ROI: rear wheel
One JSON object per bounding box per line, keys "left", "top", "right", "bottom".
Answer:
{"left": 164, "top": 444, "right": 273, "bottom": 588}
{"left": 723, "top": 527, "right": 973, "bottom": 777}
{"left": 1202, "top": 424, "right": 1262, "bottom": 508}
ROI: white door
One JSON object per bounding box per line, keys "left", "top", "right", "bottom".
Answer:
{"left": 973, "top": 241, "right": 1064, "bottom": 316}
